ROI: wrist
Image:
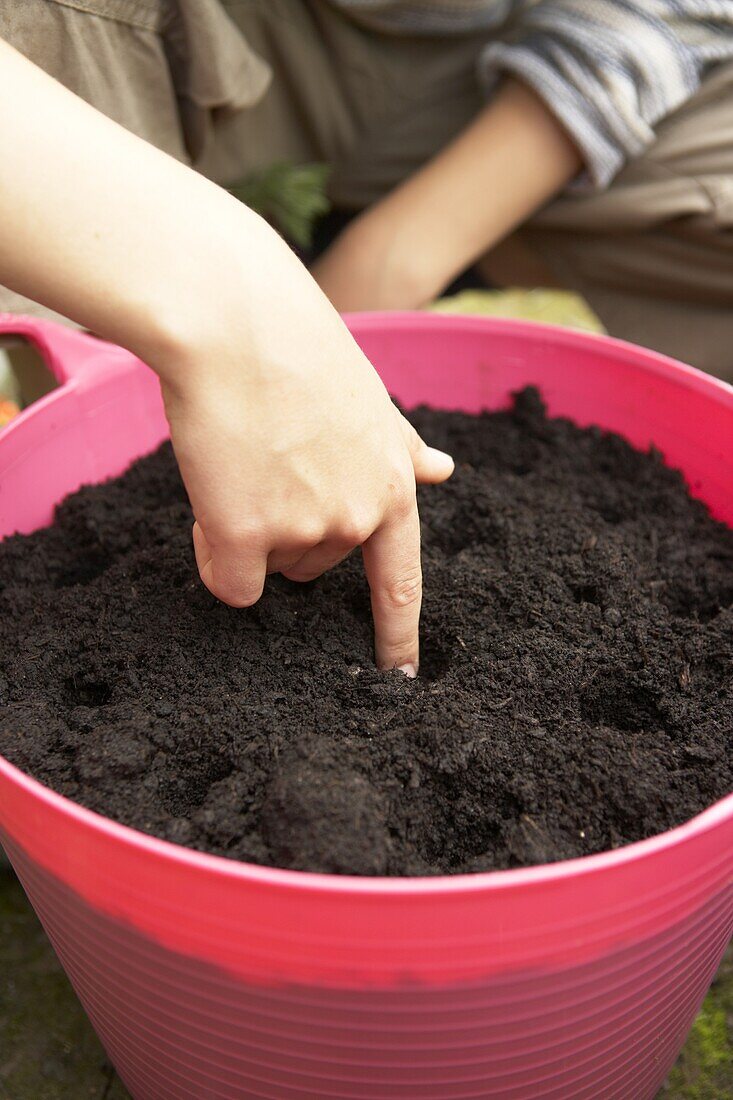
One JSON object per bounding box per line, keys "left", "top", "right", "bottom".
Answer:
{"left": 128, "top": 202, "right": 274, "bottom": 392}
{"left": 343, "top": 78, "right": 581, "bottom": 298}
{"left": 322, "top": 209, "right": 445, "bottom": 310}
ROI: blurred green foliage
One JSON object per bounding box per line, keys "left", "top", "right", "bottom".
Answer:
{"left": 229, "top": 162, "right": 331, "bottom": 248}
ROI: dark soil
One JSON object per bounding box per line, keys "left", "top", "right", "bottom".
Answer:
{"left": 0, "top": 389, "right": 731, "bottom": 875}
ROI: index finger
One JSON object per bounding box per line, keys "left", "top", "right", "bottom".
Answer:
{"left": 362, "top": 499, "right": 422, "bottom": 676}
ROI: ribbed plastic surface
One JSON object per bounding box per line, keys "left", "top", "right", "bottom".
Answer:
{"left": 3, "top": 829, "right": 731, "bottom": 1100}
{"left": 1, "top": 313, "right": 732, "bottom": 1099}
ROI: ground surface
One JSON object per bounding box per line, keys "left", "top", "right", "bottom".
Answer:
{"left": 1, "top": 289, "right": 730, "bottom": 1095}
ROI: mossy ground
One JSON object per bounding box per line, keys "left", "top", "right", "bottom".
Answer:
{"left": 1, "top": 288, "right": 730, "bottom": 1097}
{"left": 0, "top": 864, "right": 129, "bottom": 1099}
{"left": 661, "top": 947, "right": 733, "bottom": 1099}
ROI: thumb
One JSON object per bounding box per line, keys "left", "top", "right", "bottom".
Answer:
{"left": 399, "top": 413, "right": 455, "bottom": 485}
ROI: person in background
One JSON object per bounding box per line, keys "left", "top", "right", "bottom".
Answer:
{"left": 0, "top": 0, "right": 731, "bottom": 674}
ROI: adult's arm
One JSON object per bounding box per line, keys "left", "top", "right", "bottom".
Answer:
{"left": 313, "top": 78, "right": 580, "bottom": 310}
{"left": 314, "top": 0, "right": 733, "bottom": 310}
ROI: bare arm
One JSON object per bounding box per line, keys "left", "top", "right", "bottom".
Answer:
{"left": 313, "top": 79, "right": 581, "bottom": 310}
{"left": 0, "top": 40, "right": 455, "bottom": 672}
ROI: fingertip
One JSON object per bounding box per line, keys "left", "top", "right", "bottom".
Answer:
{"left": 429, "top": 447, "right": 455, "bottom": 477}
{"left": 210, "top": 574, "right": 266, "bottom": 608}
{"left": 375, "top": 639, "right": 420, "bottom": 676}
{"left": 375, "top": 652, "right": 419, "bottom": 676}
{"left": 415, "top": 447, "right": 455, "bottom": 485}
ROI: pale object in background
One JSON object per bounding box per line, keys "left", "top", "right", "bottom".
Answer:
{"left": 429, "top": 286, "right": 604, "bottom": 332}
{"left": 0, "top": 334, "right": 56, "bottom": 416}
{"left": 0, "top": 348, "right": 19, "bottom": 405}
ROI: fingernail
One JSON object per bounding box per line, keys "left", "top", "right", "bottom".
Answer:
{"left": 427, "top": 447, "right": 455, "bottom": 477}
{"left": 398, "top": 663, "right": 417, "bottom": 679}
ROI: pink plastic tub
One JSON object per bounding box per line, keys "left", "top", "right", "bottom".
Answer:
{"left": 0, "top": 311, "right": 731, "bottom": 1100}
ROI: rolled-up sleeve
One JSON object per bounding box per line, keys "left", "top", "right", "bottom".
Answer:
{"left": 478, "top": 0, "right": 733, "bottom": 190}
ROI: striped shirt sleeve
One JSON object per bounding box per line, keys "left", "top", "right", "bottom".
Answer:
{"left": 477, "top": 0, "right": 733, "bottom": 190}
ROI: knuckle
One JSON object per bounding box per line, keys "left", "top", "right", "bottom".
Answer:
{"left": 383, "top": 569, "right": 422, "bottom": 609}
{"left": 285, "top": 521, "right": 325, "bottom": 549}
{"left": 202, "top": 563, "right": 264, "bottom": 609}
{"left": 392, "top": 488, "right": 416, "bottom": 521}
{"left": 387, "top": 469, "right": 417, "bottom": 517}
{"left": 237, "top": 584, "right": 264, "bottom": 608}
{"left": 337, "top": 510, "right": 375, "bottom": 547}
{"left": 211, "top": 581, "right": 262, "bottom": 609}
{"left": 284, "top": 568, "right": 319, "bottom": 584}
{"left": 213, "top": 519, "right": 261, "bottom": 549}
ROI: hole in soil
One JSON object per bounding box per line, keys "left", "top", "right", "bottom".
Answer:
{"left": 419, "top": 635, "right": 455, "bottom": 682}
{"left": 570, "top": 582, "right": 602, "bottom": 606}
{"left": 418, "top": 787, "right": 519, "bottom": 869}
{"left": 64, "top": 676, "right": 113, "bottom": 707}
{"left": 159, "top": 753, "right": 233, "bottom": 816}
{"left": 581, "top": 674, "right": 663, "bottom": 733}
{"left": 595, "top": 504, "right": 623, "bottom": 525}
{"left": 685, "top": 602, "right": 724, "bottom": 624}
{"left": 54, "top": 546, "right": 112, "bottom": 589}
{"left": 660, "top": 584, "right": 733, "bottom": 624}
{"left": 425, "top": 516, "right": 480, "bottom": 557}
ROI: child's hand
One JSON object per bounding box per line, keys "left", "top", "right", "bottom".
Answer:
{"left": 0, "top": 41, "right": 453, "bottom": 674}
{"left": 155, "top": 217, "right": 454, "bottom": 674}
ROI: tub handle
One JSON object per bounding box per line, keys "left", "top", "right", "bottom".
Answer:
{"left": 0, "top": 313, "right": 109, "bottom": 385}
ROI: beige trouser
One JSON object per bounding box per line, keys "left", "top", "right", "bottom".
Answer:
{"left": 2, "top": 0, "right": 733, "bottom": 379}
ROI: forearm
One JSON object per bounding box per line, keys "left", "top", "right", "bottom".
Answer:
{"left": 314, "top": 78, "right": 581, "bottom": 308}
{"left": 0, "top": 42, "right": 453, "bottom": 672}
{"left": 0, "top": 40, "right": 281, "bottom": 377}
{"left": 394, "top": 78, "right": 581, "bottom": 283}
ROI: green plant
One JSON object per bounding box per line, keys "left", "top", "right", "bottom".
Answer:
{"left": 229, "top": 162, "right": 331, "bottom": 249}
